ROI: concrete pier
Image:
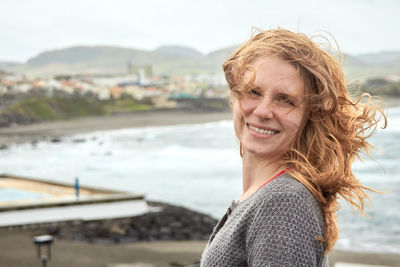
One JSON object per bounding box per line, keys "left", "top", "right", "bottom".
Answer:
{"left": 0, "top": 174, "right": 148, "bottom": 228}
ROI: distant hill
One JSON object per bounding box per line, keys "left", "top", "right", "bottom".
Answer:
{"left": 5, "top": 45, "right": 232, "bottom": 77}
{"left": 21, "top": 46, "right": 155, "bottom": 76}
{"left": 341, "top": 51, "right": 400, "bottom": 80}
{"left": 1, "top": 45, "right": 399, "bottom": 79}
{"left": 0, "top": 61, "right": 22, "bottom": 71}
{"left": 355, "top": 51, "right": 400, "bottom": 66}
{"left": 26, "top": 46, "right": 147, "bottom": 66}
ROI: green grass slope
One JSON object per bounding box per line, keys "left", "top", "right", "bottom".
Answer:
{"left": 0, "top": 97, "right": 152, "bottom": 127}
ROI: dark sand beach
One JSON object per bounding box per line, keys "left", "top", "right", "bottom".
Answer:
{"left": 1, "top": 109, "right": 400, "bottom": 266}
{"left": 1, "top": 229, "right": 400, "bottom": 267}
{"left": 0, "top": 229, "right": 206, "bottom": 267}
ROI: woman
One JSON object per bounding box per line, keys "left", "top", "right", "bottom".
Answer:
{"left": 200, "top": 29, "right": 386, "bottom": 266}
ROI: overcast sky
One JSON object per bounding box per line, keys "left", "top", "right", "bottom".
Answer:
{"left": 1, "top": 0, "right": 399, "bottom": 62}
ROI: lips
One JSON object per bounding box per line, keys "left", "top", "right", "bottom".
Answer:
{"left": 246, "top": 123, "right": 280, "bottom": 135}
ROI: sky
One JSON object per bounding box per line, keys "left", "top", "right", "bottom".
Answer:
{"left": 1, "top": 0, "right": 399, "bottom": 62}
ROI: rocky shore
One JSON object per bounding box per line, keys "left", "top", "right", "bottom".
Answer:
{"left": 43, "top": 201, "right": 217, "bottom": 245}
{"left": 0, "top": 200, "right": 217, "bottom": 267}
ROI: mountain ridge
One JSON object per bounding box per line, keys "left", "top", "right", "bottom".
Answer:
{"left": 1, "top": 45, "right": 399, "bottom": 79}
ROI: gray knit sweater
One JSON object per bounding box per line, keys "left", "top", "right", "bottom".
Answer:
{"left": 200, "top": 173, "right": 328, "bottom": 267}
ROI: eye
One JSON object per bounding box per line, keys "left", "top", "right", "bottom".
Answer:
{"left": 276, "top": 94, "right": 295, "bottom": 106}
{"left": 249, "top": 88, "right": 261, "bottom": 96}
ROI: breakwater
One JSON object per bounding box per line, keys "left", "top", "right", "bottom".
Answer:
{"left": 1, "top": 201, "right": 217, "bottom": 245}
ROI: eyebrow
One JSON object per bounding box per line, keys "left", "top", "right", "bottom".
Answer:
{"left": 276, "top": 92, "right": 303, "bottom": 103}
{"left": 249, "top": 85, "right": 303, "bottom": 99}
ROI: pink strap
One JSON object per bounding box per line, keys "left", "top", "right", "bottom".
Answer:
{"left": 257, "top": 169, "right": 288, "bottom": 191}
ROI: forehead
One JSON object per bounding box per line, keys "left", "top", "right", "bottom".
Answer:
{"left": 243, "top": 56, "right": 304, "bottom": 91}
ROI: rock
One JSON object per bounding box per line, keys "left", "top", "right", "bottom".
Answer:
{"left": 110, "top": 224, "right": 126, "bottom": 236}
{"left": 159, "top": 226, "right": 171, "bottom": 234}
{"left": 50, "top": 137, "right": 62, "bottom": 143}
{"left": 42, "top": 201, "right": 218, "bottom": 244}
{"left": 0, "top": 144, "right": 8, "bottom": 150}
{"left": 73, "top": 138, "right": 86, "bottom": 143}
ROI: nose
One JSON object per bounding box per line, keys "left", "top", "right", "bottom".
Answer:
{"left": 253, "top": 95, "right": 274, "bottom": 120}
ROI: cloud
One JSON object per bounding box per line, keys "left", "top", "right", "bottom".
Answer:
{"left": 0, "top": 0, "right": 399, "bottom": 61}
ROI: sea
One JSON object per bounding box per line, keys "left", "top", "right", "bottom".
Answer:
{"left": 1, "top": 107, "right": 399, "bottom": 254}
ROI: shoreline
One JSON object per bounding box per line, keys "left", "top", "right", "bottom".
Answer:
{"left": 1, "top": 228, "right": 400, "bottom": 267}
{"left": 0, "top": 110, "right": 233, "bottom": 146}
{"left": 0, "top": 95, "right": 399, "bottom": 147}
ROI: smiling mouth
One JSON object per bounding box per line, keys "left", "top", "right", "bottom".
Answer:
{"left": 247, "top": 123, "right": 280, "bottom": 135}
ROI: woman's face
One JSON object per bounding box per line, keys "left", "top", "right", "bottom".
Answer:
{"left": 233, "top": 56, "right": 306, "bottom": 160}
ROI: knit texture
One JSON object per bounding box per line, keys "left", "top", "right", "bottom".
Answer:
{"left": 200, "top": 174, "right": 328, "bottom": 267}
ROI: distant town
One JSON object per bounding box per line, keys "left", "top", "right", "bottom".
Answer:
{"left": 0, "top": 64, "right": 233, "bottom": 128}
{"left": 0, "top": 64, "right": 228, "bottom": 106}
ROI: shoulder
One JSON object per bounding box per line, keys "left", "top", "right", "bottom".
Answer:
{"left": 245, "top": 174, "right": 326, "bottom": 265}
{"left": 266, "top": 173, "right": 314, "bottom": 196}
{"left": 253, "top": 173, "right": 321, "bottom": 213}
{"left": 246, "top": 173, "right": 325, "bottom": 248}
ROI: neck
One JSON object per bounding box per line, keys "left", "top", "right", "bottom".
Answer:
{"left": 241, "top": 152, "right": 284, "bottom": 201}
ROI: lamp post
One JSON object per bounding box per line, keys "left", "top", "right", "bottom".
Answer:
{"left": 33, "top": 235, "right": 54, "bottom": 267}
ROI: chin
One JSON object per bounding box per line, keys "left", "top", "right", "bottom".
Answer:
{"left": 243, "top": 148, "right": 278, "bottom": 159}
{"left": 242, "top": 141, "right": 288, "bottom": 160}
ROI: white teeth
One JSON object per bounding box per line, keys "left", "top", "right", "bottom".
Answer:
{"left": 249, "top": 124, "right": 278, "bottom": 135}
